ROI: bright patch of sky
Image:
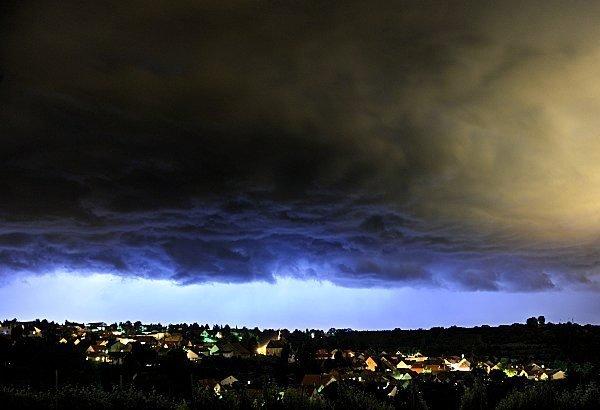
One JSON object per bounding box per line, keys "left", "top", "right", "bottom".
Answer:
{"left": 1, "top": 272, "right": 598, "bottom": 329}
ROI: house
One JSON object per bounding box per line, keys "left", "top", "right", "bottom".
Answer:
{"left": 477, "top": 361, "right": 495, "bottom": 374}
{"left": 265, "top": 339, "right": 286, "bottom": 357}
{"left": 150, "top": 332, "right": 166, "bottom": 340}
{"left": 230, "top": 331, "right": 242, "bottom": 341}
{"left": 520, "top": 364, "right": 546, "bottom": 380}
{"left": 162, "top": 340, "right": 179, "bottom": 349}
{"left": 503, "top": 365, "right": 519, "bottom": 378}
{"left": 288, "top": 352, "right": 296, "bottom": 363}
{"left": 407, "top": 352, "right": 427, "bottom": 362}
{"left": 86, "top": 351, "right": 110, "bottom": 363}
{"left": 200, "top": 330, "right": 218, "bottom": 344}
{"left": 519, "top": 368, "right": 531, "bottom": 379}
{"left": 396, "top": 359, "right": 414, "bottom": 369}
{"left": 25, "top": 326, "right": 42, "bottom": 337}
{"left": 256, "top": 331, "right": 281, "bottom": 355}
{"left": 410, "top": 362, "right": 425, "bottom": 374}
{"left": 87, "top": 344, "right": 107, "bottom": 354}
{"left": 301, "top": 374, "right": 337, "bottom": 396}
{"left": 537, "top": 371, "right": 550, "bottom": 381}
{"left": 365, "top": 356, "right": 378, "bottom": 372}
{"left": 521, "top": 367, "right": 565, "bottom": 381}
{"left": 452, "top": 358, "right": 471, "bottom": 372}
{"left": 108, "top": 341, "right": 132, "bottom": 364}
{"left": 195, "top": 346, "right": 212, "bottom": 357}
{"left": 380, "top": 357, "right": 397, "bottom": 372}
{"left": 432, "top": 372, "right": 452, "bottom": 383}
{"left": 220, "top": 375, "right": 239, "bottom": 387}
{"left": 163, "top": 334, "right": 183, "bottom": 346}
{"left": 186, "top": 348, "right": 201, "bottom": 361}
{"left": 65, "top": 321, "right": 85, "bottom": 330}
{"left": 86, "top": 322, "right": 107, "bottom": 332}
{"left": 86, "top": 344, "right": 110, "bottom": 363}
{"left": 198, "top": 379, "right": 221, "bottom": 395}
{"left": 220, "top": 347, "right": 234, "bottom": 358}
{"left": 444, "top": 356, "right": 461, "bottom": 367}
{"left": 424, "top": 363, "right": 449, "bottom": 374}
{"left": 393, "top": 369, "right": 415, "bottom": 381}
{"left": 110, "top": 341, "right": 132, "bottom": 353}
{"left": 315, "top": 348, "right": 330, "bottom": 360}
{"left": 135, "top": 335, "right": 158, "bottom": 346}
{"left": 230, "top": 342, "right": 252, "bottom": 357}
{"left": 218, "top": 342, "right": 252, "bottom": 358}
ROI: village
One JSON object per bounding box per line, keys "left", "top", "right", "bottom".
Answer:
{"left": 0, "top": 319, "right": 567, "bottom": 403}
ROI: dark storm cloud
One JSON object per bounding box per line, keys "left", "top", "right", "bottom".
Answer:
{"left": 1, "top": 0, "right": 600, "bottom": 291}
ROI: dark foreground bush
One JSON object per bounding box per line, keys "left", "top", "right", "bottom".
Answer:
{"left": 187, "top": 384, "right": 394, "bottom": 410}
{"left": 0, "top": 384, "right": 183, "bottom": 409}
{"left": 0, "top": 383, "right": 397, "bottom": 410}
{"left": 495, "top": 382, "right": 600, "bottom": 410}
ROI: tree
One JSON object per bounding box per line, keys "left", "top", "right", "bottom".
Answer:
{"left": 460, "top": 381, "right": 488, "bottom": 410}
{"left": 489, "top": 369, "right": 507, "bottom": 382}
{"left": 526, "top": 317, "right": 538, "bottom": 327}
{"left": 537, "top": 316, "right": 546, "bottom": 326}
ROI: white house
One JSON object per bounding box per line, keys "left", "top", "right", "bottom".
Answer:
{"left": 186, "top": 349, "right": 201, "bottom": 361}
{"left": 452, "top": 358, "right": 471, "bottom": 372}
{"left": 396, "top": 360, "right": 412, "bottom": 369}
{"left": 220, "top": 375, "right": 239, "bottom": 387}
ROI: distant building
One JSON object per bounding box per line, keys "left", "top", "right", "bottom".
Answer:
{"left": 301, "top": 374, "right": 337, "bottom": 396}
{"left": 410, "top": 362, "right": 425, "bottom": 374}
{"left": 86, "top": 345, "right": 110, "bottom": 363}
{"left": 186, "top": 348, "right": 201, "bottom": 361}
{"left": 451, "top": 358, "right": 471, "bottom": 372}
{"left": 218, "top": 342, "right": 252, "bottom": 358}
{"left": 393, "top": 369, "right": 415, "bottom": 381}
{"left": 265, "top": 339, "right": 286, "bottom": 357}
{"left": 365, "top": 356, "right": 378, "bottom": 372}
{"left": 86, "top": 322, "right": 107, "bottom": 332}
{"left": 396, "top": 359, "right": 413, "bottom": 369}
{"left": 220, "top": 375, "right": 238, "bottom": 387}
{"left": 315, "top": 348, "right": 330, "bottom": 360}
{"left": 198, "top": 379, "right": 221, "bottom": 395}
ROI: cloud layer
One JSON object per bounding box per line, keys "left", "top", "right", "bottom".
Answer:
{"left": 1, "top": 1, "right": 600, "bottom": 291}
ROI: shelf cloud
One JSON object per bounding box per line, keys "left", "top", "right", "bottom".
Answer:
{"left": 2, "top": 0, "right": 600, "bottom": 291}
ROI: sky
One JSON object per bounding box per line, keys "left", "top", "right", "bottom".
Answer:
{"left": 1, "top": 1, "right": 600, "bottom": 328}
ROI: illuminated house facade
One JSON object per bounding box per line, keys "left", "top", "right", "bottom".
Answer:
{"left": 265, "top": 339, "right": 286, "bottom": 357}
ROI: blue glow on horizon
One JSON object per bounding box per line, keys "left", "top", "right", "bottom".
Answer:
{"left": 1, "top": 272, "right": 599, "bottom": 329}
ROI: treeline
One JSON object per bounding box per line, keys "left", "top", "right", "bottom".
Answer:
{"left": 323, "top": 321, "right": 600, "bottom": 363}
